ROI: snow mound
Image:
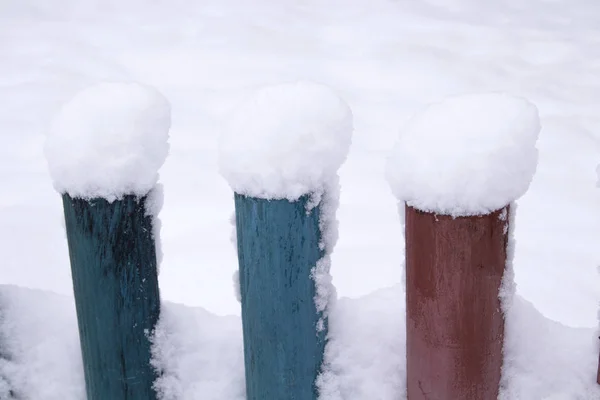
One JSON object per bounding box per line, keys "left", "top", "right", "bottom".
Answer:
{"left": 150, "top": 303, "right": 245, "bottom": 400}
{"left": 317, "top": 286, "right": 405, "bottom": 399}
{"left": 0, "top": 285, "right": 597, "bottom": 399}
{"left": 44, "top": 82, "right": 171, "bottom": 201}
{"left": 0, "top": 285, "right": 84, "bottom": 400}
{"left": 318, "top": 286, "right": 600, "bottom": 400}
{"left": 218, "top": 81, "right": 353, "bottom": 200}
{"left": 499, "top": 296, "right": 600, "bottom": 399}
{"left": 386, "top": 93, "right": 540, "bottom": 216}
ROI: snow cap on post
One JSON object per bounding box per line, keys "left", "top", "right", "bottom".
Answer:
{"left": 44, "top": 82, "right": 171, "bottom": 202}
{"left": 218, "top": 80, "right": 353, "bottom": 200}
{"left": 386, "top": 93, "right": 541, "bottom": 216}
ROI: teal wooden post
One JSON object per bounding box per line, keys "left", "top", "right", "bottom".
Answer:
{"left": 62, "top": 193, "right": 160, "bottom": 400}
{"left": 235, "top": 193, "right": 326, "bottom": 400}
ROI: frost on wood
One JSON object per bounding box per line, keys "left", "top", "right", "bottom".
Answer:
{"left": 44, "top": 81, "right": 171, "bottom": 201}
{"left": 386, "top": 93, "right": 540, "bottom": 216}
{"left": 218, "top": 80, "right": 353, "bottom": 201}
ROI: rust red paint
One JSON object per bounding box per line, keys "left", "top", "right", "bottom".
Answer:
{"left": 405, "top": 204, "right": 508, "bottom": 400}
{"left": 597, "top": 351, "right": 600, "bottom": 385}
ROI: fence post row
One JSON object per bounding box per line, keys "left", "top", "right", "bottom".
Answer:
{"left": 44, "top": 82, "right": 171, "bottom": 400}
{"left": 219, "top": 81, "right": 353, "bottom": 400}
{"left": 386, "top": 93, "right": 541, "bottom": 399}
{"left": 44, "top": 83, "right": 567, "bottom": 397}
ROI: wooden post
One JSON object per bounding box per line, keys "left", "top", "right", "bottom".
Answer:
{"left": 62, "top": 193, "right": 160, "bottom": 400}
{"left": 597, "top": 349, "right": 600, "bottom": 385}
{"left": 405, "top": 204, "right": 508, "bottom": 400}
{"left": 234, "top": 193, "right": 326, "bottom": 400}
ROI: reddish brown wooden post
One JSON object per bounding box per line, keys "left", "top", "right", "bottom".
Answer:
{"left": 405, "top": 204, "right": 508, "bottom": 400}
{"left": 597, "top": 349, "right": 600, "bottom": 385}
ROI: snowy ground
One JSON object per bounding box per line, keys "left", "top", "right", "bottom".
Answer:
{"left": 1, "top": 0, "right": 599, "bottom": 398}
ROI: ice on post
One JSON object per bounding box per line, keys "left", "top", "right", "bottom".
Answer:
{"left": 219, "top": 81, "right": 353, "bottom": 400}
{"left": 386, "top": 92, "right": 541, "bottom": 216}
{"left": 44, "top": 82, "right": 171, "bottom": 201}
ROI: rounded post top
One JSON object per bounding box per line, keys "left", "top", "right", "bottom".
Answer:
{"left": 44, "top": 81, "right": 171, "bottom": 202}
{"left": 386, "top": 93, "right": 540, "bottom": 217}
{"left": 218, "top": 80, "right": 353, "bottom": 201}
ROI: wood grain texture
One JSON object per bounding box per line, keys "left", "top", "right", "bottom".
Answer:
{"left": 62, "top": 194, "right": 160, "bottom": 400}
{"left": 235, "top": 194, "right": 326, "bottom": 400}
{"left": 405, "top": 205, "right": 508, "bottom": 400}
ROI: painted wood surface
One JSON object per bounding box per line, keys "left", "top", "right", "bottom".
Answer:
{"left": 405, "top": 204, "right": 508, "bottom": 400}
{"left": 597, "top": 351, "right": 600, "bottom": 385}
{"left": 234, "top": 193, "right": 326, "bottom": 400}
{"left": 62, "top": 194, "right": 160, "bottom": 400}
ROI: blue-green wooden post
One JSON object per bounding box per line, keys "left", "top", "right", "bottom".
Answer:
{"left": 235, "top": 193, "right": 326, "bottom": 400}
{"left": 62, "top": 193, "right": 160, "bottom": 400}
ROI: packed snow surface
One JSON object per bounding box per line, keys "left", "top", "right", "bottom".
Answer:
{"left": 44, "top": 82, "right": 171, "bottom": 201}
{"left": 218, "top": 81, "right": 353, "bottom": 200}
{"left": 386, "top": 93, "right": 541, "bottom": 216}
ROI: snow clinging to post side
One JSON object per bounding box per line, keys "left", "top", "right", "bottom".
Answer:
{"left": 386, "top": 93, "right": 541, "bottom": 216}
{"left": 498, "top": 202, "right": 517, "bottom": 399}
{"left": 44, "top": 81, "right": 171, "bottom": 202}
{"left": 218, "top": 80, "right": 353, "bottom": 201}
{"left": 499, "top": 204, "right": 517, "bottom": 315}
{"left": 310, "top": 176, "right": 341, "bottom": 332}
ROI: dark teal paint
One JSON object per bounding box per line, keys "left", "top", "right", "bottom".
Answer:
{"left": 234, "top": 194, "right": 327, "bottom": 400}
{"left": 62, "top": 194, "right": 160, "bottom": 400}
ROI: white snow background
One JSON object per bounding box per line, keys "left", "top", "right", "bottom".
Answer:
{"left": 0, "top": 0, "right": 600, "bottom": 398}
